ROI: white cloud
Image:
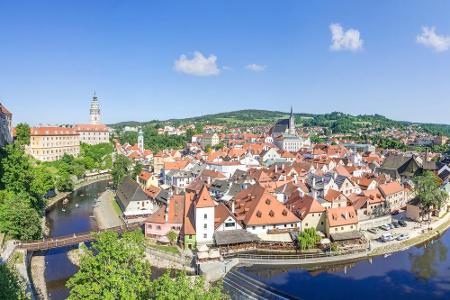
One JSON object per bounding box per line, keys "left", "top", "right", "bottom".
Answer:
{"left": 329, "top": 23, "right": 363, "bottom": 52}
{"left": 416, "top": 26, "right": 450, "bottom": 52}
{"left": 245, "top": 63, "right": 267, "bottom": 72}
{"left": 174, "top": 51, "right": 220, "bottom": 76}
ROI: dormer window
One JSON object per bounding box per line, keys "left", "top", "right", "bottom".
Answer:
{"left": 269, "top": 210, "right": 275, "bottom": 217}
{"left": 265, "top": 198, "right": 271, "bottom": 205}
{"left": 256, "top": 210, "right": 262, "bottom": 218}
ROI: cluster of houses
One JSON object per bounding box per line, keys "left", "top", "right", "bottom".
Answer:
{"left": 113, "top": 111, "right": 450, "bottom": 253}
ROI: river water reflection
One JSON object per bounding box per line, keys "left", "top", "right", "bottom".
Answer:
{"left": 238, "top": 230, "right": 450, "bottom": 300}
{"left": 44, "top": 181, "right": 107, "bottom": 299}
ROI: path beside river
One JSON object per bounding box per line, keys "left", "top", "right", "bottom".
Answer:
{"left": 93, "top": 190, "right": 124, "bottom": 230}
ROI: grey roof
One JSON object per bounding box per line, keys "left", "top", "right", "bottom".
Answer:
{"left": 116, "top": 176, "right": 150, "bottom": 209}
{"left": 210, "top": 179, "right": 230, "bottom": 193}
{"left": 330, "top": 231, "right": 363, "bottom": 242}
{"left": 214, "top": 229, "right": 260, "bottom": 246}
{"left": 439, "top": 169, "right": 450, "bottom": 181}
{"left": 334, "top": 175, "right": 349, "bottom": 189}
{"left": 155, "top": 189, "right": 171, "bottom": 205}
{"left": 270, "top": 119, "right": 290, "bottom": 136}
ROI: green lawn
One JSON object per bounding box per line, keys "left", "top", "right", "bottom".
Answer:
{"left": 147, "top": 243, "right": 180, "bottom": 255}
{"left": 111, "top": 195, "right": 123, "bottom": 217}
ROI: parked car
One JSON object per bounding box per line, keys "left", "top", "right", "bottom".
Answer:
{"left": 368, "top": 228, "right": 378, "bottom": 234}
{"left": 391, "top": 210, "right": 400, "bottom": 215}
{"left": 381, "top": 233, "right": 394, "bottom": 242}
{"left": 398, "top": 220, "right": 407, "bottom": 227}
{"left": 396, "top": 233, "right": 409, "bottom": 241}
{"left": 387, "top": 223, "right": 395, "bottom": 229}
{"left": 379, "top": 224, "right": 390, "bottom": 231}
{"left": 392, "top": 221, "right": 400, "bottom": 228}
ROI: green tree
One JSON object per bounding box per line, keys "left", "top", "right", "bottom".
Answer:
{"left": 31, "top": 165, "right": 55, "bottom": 197}
{"left": 0, "top": 192, "right": 42, "bottom": 240}
{"left": 166, "top": 230, "right": 178, "bottom": 246}
{"left": 150, "top": 270, "right": 224, "bottom": 300}
{"left": 0, "top": 264, "right": 27, "bottom": 300}
{"left": 111, "top": 154, "right": 131, "bottom": 188}
{"left": 413, "top": 171, "right": 448, "bottom": 221}
{"left": 56, "top": 172, "right": 74, "bottom": 192}
{"left": 132, "top": 162, "right": 143, "bottom": 179}
{"left": 0, "top": 143, "right": 34, "bottom": 195}
{"left": 14, "top": 123, "right": 30, "bottom": 145}
{"left": 66, "top": 230, "right": 152, "bottom": 300}
{"left": 205, "top": 144, "right": 212, "bottom": 153}
{"left": 297, "top": 228, "right": 321, "bottom": 251}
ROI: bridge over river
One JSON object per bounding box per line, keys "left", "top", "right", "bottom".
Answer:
{"left": 17, "top": 223, "right": 142, "bottom": 251}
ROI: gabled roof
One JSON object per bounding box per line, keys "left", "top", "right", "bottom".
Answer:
{"left": 233, "top": 184, "right": 300, "bottom": 226}
{"left": 327, "top": 206, "right": 358, "bottom": 227}
{"left": 287, "top": 191, "right": 325, "bottom": 220}
{"left": 195, "top": 185, "right": 215, "bottom": 208}
{"left": 379, "top": 182, "right": 404, "bottom": 197}
{"left": 182, "top": 192, "right": 196, "bottom": 235}
{"left": 145, "top": 194, "right": 184, "bottom": 224}
{"left": 214, "top": 203, "right": 239, "bottom": 229}
{"left": 116, "top": 176, "right": 151, "bottom": 208}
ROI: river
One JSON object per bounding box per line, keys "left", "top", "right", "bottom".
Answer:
{"left": 44, "top": 180, "right": 108, "bottom": 300}
{"left": 232, "top": 229, "right": 450, "bottom": 300}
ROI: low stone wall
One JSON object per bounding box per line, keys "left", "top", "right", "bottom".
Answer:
{"left": 359, "top": 215, "right": 393, "bottom": 230}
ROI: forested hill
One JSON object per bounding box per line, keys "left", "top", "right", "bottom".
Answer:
{"left": 109, "top": 109, "right": 450, "bottom": 136}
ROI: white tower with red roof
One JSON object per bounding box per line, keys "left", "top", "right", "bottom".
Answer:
{"left": 195, "top": 185, "right": 215, "bottom": 244}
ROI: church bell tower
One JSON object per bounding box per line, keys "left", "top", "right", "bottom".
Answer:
{"left": 90, "top": 93, "right": 101, "bottom": 125}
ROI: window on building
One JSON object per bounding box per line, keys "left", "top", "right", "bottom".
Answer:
{"left": 204, "top": 214, "right": 207, "bottom": 219}
{"left": 225, "top": 222, "right": 235, "bottom": 228}
{"left": 203, "top": 234, "right": 207, "bottom": 239}
{"left": 204, "top": 223, "right": 207, "bottom": 229}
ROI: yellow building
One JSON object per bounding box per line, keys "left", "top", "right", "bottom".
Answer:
{"left": 28, "top": 127, "right": 80, "bottom": 161}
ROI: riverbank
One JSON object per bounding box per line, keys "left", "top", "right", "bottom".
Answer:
{"left": 93, "top": 190, "right": 124, "bottom": 230}
{"left": 217, "top": 212, "right": 450, "bottom": 275}
{"left": 30, "top": 255, "right": 48, "bottom": 300}
{"left": 370, "top": 212, "right": 450, "bottom": 257}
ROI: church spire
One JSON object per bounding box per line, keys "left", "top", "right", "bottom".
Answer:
{"left": 289, "top": 106, "right": 295, "bottom": 134}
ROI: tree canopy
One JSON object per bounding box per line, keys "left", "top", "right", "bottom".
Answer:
{"left": 297, "top": 228, "right": 321, "bottom": 250}
{"left": 0, "top": 264, "right": 27, "bottom": 300}
{"left": 67, "top": 230, "right": 226, "bottom": 300}
{"left": 66, "top": 230, "right": 152, "bottom": 300}
{"left": 414, "top": 171, "right": 448, "bottom": 220}
{"left": 111, "top": 154, "right": 131, "bottom": 188}
{"left": 14, "top": 123, "right": 30, "bottom": 145}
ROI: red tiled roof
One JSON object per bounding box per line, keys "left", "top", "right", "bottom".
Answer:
{"left": 195, "top": 185, "right": 215, "bottom": 208}
{"left": 233, "top": 185, "right": 300, "bottom": 226}
{"left": 30, "top": 126, "right": 78, "bottom": 136}
{"left": 327, "top": 206, "right": 358, "bottom": 227}
{"left": 74, "top": 124, "right": 109, "bottom": 132}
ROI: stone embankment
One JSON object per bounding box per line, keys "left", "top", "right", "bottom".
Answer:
{"left": 30, "top": 255, "right": 48, "bottom": 300}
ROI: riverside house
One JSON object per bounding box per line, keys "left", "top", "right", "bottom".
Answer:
{"left": 144, "top": 194, "right": 184, "bottom": 242}
{"left": 116, "top": 176, "right": 158, "bottom": 219}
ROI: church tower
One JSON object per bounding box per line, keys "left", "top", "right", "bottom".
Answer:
{"left": 288, "top": 106, "right": 295, "bottom": 135}
{"left": 138, "top": 128, "right": 144, "bottom": 152}
{"left": 90, "top": 93, "right": 101, "bottom": 125}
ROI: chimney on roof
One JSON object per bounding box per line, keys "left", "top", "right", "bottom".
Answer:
{"left": 275, "top": 164, "right": 278, "bottom": 173}
{"left": 231, "top": 201, "right": 235, "bottom": 213}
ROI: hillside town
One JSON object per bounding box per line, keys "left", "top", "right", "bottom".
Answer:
{"left": 2, "top": 96, "right": 450, "bottom": 298}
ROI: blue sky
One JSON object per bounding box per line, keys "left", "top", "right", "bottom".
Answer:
{"left": 1, "top": 1, "right": 450, "bottom": 125}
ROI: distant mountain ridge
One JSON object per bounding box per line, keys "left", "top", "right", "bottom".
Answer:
{"left": 109, "top": 109, "right": 450, "bottom": 136}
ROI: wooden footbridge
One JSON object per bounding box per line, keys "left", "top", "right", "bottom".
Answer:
{"left": 17, "top": 223, "right": 142, "bottom": 251}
